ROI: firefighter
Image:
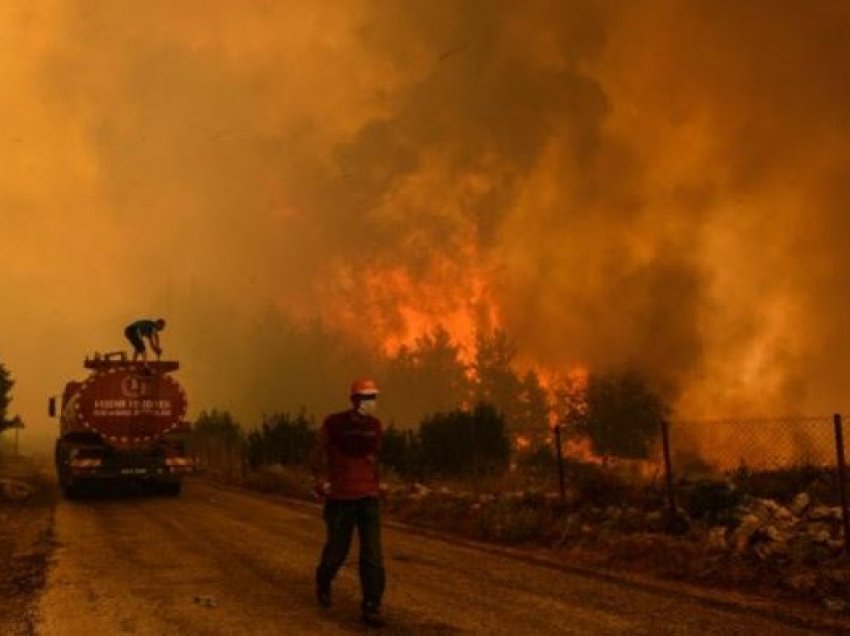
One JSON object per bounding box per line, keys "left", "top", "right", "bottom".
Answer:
{"left": 123, "top": 318, "right": 166, "bottom": 363}
{"left": 310, "top": 378, "right": 386, "bottom": 628}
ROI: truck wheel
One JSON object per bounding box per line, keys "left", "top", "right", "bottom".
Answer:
{"left": 160, "top": 482, "right": 182, "bottom": 497}
{"left": 63, "top": 482, "right": 80, "bottom": 499}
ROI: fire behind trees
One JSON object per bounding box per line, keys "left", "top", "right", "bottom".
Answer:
{"left": 192, "top": 364, "right": 667, "bottom": 481}
{"left": 238, "top": 317, "right": 557, "bottom": 438}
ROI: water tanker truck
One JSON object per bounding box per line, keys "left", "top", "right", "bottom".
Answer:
{"left": 49, "top": 353, "right": 194, "bottom": 497}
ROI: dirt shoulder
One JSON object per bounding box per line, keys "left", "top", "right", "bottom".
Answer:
{"left": 0, "top": 455, "right": 56, "bottom": 636}
{"left": 209, "top": 477, "right": 850, "bottom": 633}
{"left": 224, "top": 466, "right": 850, "bottom": 624}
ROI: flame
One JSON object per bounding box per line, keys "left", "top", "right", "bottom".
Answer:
{"left": 535, "top": 364, "right": 589, "bottom": 428}
{"left": 563, "top": 436, "right": 605, "bottom": 465}
{"left": 324, "top": 260, "right": 500, "bottom": 364}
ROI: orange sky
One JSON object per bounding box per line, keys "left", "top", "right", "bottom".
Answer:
{"left": 3, "top": 1, "right": 850, "bottom": 451}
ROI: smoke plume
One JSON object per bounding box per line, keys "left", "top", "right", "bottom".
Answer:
{"left": 2, "top": 1, "right": 850, "bottom": 449}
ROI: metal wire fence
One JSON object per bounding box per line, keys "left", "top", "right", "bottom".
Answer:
{"left": 668, "top": 415, "right": 838, "bottom": 475}
{"left": 665, "top": 414, "right": 850, "bottom": 546}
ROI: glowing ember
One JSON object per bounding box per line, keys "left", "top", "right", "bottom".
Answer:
{"left": 515, "top": 435, "right": 531, "bottom": 450}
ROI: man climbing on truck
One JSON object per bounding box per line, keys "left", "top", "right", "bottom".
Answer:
{"left": 124, "top": 318, "right": 166, "bottom": 363}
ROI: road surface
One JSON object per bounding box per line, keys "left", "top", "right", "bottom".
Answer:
{"left": 36, "top": 480, "right": 834, "bottom": 635}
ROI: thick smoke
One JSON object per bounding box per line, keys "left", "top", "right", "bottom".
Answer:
{"left": 2, "top": 1, "right": 850, "bottom": 449}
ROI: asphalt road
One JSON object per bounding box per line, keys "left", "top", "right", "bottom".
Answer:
{"left": 35, "top": 480, "right": 835, "bottom": 635}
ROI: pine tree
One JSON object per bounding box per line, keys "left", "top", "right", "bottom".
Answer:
{"left": 0, "top": 361, "right": 15, "bottom": 433}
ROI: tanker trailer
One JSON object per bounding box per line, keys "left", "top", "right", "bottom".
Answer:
{"left": 49, "top": 354, "right": 194, "bottom": 497}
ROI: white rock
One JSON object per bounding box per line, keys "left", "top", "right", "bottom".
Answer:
{"left": 827, "top": 539, "right": 845, "bottom": 554}
{"left": 808, "top": 505, "right": 841, "bottom": 522}
{"left": 764, "top": 525, "right": 788, "bottom": 543}
{"left": 783, "top": 572, "right": 818, "bottom": 593}
{"left": 732, "top": 514, "right": 762, "bottom": 552}
{"left": 773, "top": 506, "right": 796, "bottom": 525}
{"left": 758, "top": 498, "right": 780, "bottom": 513}
{"left": 644, "top": 511, "right": 664, "bottom": 528}
{"left": 790, "top": 492, "right": 811, "bottom": 516}
{"left": 0, "top": 478, "right": 33, "bottom": 502}
{"left": 604, "top": 506, "right": 622, "bottom": 521}
{"left": 810, "top": 529, "right": 832, "bottom": 544}
{"left": 412, "top": 483, "right": 432, "bottom": 496}
{"left": 755, "top": 539, "right": 788, "bottom": 560}
{"left": 706, "top": 526, "right": 728, "bottom": 550}
{"left": 807, "top": 521, "right": 832, "bottom": 535}
{"left": 823, "top": 597, "right": 847, "bottom": 612}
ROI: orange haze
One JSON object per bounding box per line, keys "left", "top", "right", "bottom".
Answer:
{"left": 2, "top": 2, "right": 850, "bottom": 453}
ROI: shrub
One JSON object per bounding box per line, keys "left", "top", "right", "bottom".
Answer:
{"left": 243, "top": 464, "right": 313, "bottom": 499}
{"left": 684, "top": 480, "right": 742, "bottom": 526}
{"left": 244, "top": 411, "right": 316, "bottom": 469}
{"left": 729, "top": 464, "right": 836, "bottom": 504}
{"left": 418, "top": 403, "right": 510, "bottom": 477}
{"left": 566, "top": 460, "right": 633, "bottom": 506}
{"left": 478, "top": 499, "right": 544, "bottom": 543}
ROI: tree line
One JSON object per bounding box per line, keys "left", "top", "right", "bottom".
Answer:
{"left": 192, "top": 402, "right": 513, "bottom": 480}
{"left": 192, "top": 343, "right": 668, "bottom": 481}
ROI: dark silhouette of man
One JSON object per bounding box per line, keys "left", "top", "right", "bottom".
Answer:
{"left": 124, "top": 318, "right": 166, "bottom": 363}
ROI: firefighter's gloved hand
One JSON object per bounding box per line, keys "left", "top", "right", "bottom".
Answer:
{"left": 313, "top": 480, "right": 331, "bottom": 500}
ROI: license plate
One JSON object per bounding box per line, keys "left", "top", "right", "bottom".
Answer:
{"left": 120, "top": 468, "right": 148, "bottom": 475}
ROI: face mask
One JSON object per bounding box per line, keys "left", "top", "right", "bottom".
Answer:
{"left": 357, "top": 399, "right": 377, "bottom": 416}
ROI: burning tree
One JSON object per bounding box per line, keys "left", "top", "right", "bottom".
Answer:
{"left": 379, "top": 326, "right": 471, "bottom": 427}
{"left": 568, "top": 370, "right": 666, "bottom": 460}
{"left": 473, "top": 330, "right": 549, "bottom": 434}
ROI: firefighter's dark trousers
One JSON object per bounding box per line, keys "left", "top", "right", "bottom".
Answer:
{"left": 316, "top": 496, "right": 386, "bottom": 611}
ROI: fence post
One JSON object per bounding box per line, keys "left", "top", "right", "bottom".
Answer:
{"left": 240, "top": 435, "right": 247, "bottom": 482}
{"left": 553, "top": 424, "right": 566, "bottom": 503}
{"left": 660, "top": 418, "right": 677, "bottom": 519}
{"left": 833, "top": 413, "right": 850, "bottom": 557}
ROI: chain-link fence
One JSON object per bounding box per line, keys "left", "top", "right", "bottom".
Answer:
{"left": 656, "top": 414, "right": 850, "bottom": 545}
{"left": 668, "top": 415, "right": 838, "bottom": 475}
{"left": 191, "top": 408, "right": 850, "bottom": 546}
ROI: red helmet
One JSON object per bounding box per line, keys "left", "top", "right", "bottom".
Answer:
{"left": 350, "top": 378, "right": 379, "bottom": 397}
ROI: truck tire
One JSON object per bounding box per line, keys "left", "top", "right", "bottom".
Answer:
{"left": 62, "top": 481, "right": 81, "bottom": 499}
{"left": 160, "top": 481, "right": 182, "bottom": 497}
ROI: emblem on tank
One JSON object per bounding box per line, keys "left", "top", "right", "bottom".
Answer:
{"left": 74, "top": 366, "right": 188, "bottom": 449}
{"left": 120, "top": 375, "right": 152, "bottom": 398}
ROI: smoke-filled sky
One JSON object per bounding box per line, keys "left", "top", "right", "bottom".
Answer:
{"left": 3, "top": 1, "right": 850, "bottom": 450}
